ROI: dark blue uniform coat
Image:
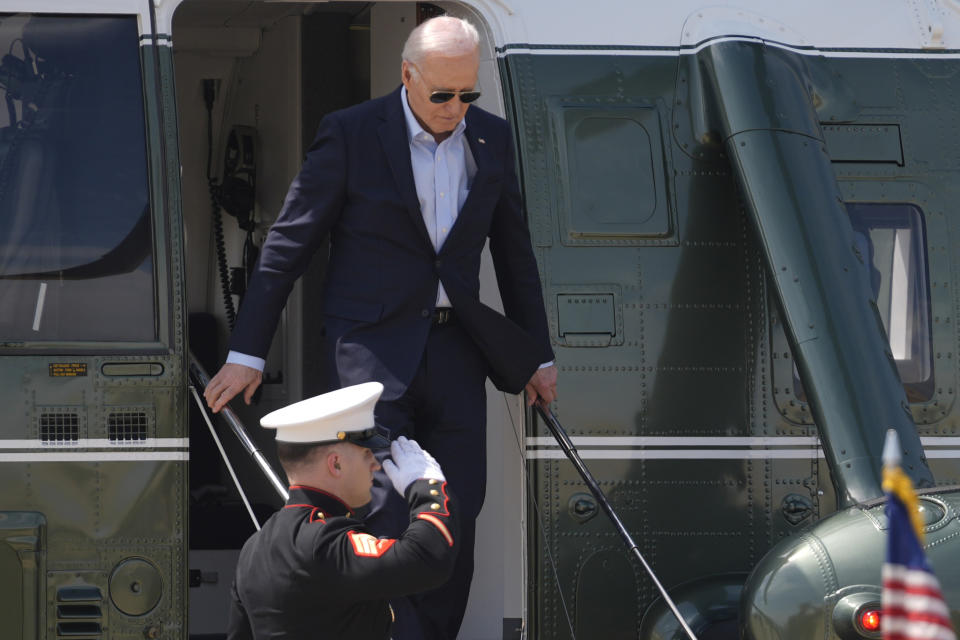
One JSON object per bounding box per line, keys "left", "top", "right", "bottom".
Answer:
{"left": 227, "top": 480, "right": 458, "bottom": 639}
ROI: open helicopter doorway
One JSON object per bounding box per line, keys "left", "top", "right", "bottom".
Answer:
{"left": 170, "top": 1, "right": 526, "bottom": 637}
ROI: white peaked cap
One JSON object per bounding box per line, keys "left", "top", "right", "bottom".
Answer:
{"left": 260, "top": 382, "right": 386, "bottom": 445}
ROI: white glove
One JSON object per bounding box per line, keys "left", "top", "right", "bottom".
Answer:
{"left": 381, "top": 436, "right": 445, "bottom": 497}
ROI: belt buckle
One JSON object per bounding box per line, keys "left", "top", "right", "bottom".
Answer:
{"left": 436, "top": 308, "right": 451, "bottom": 325}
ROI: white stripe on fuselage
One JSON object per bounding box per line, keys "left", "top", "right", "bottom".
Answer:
{"left": 0, "top": 451, "right": 188, "bottom": 462}
{"left": 0, "top": 438, "right": 188, "bottom": 449}
{"left": 524, "top": 436, "right": 960, "bottom": 460}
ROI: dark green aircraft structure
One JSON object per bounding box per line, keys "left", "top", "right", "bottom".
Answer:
{"left": 505, "top": 22, "right": 960, "bottom": 640}
{"left": 0, "top": 2, "right": 959, "bottom": 639}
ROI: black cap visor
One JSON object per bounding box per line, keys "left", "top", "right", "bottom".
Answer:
{"left": 337, "top": 425, "right": 391, "bottom": 450}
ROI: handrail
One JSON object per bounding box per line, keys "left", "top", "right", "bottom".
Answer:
{"left": 188, "top": 356, "right": 289, "bottom": 501}
{"left": 534, "top": 403, "right": 699, "bottom": 640}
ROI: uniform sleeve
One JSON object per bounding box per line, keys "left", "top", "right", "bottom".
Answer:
{"left": 226, "top": 580, "right": 254, "bottom": 640}
{"left": 228, "top": 113, "right": 349, "bottom": 358}
{"left": 315, "top": 479, "right": 460, "bottom": 603}
{"left": 487, "top": 125, "right": 555, "bottom": 365}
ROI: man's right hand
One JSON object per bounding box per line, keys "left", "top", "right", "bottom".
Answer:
{"left": 382, "top": 437, "right": 446, "bottom": 497}
{"left": 204, "top": 363, "right": 263, "bottom": 413}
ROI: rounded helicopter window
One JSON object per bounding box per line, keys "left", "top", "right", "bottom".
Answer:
{"left": 794, "top": 203, "right": 933, "bottom": 402}
{"left": 0, "top": 14, "right": 155, "bottom": 343}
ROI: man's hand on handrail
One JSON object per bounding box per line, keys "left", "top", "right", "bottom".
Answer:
{"left": 525, "top": 363, "right": 558, "bottom": 407}
{"left": 204, "top": 363, "right": 263, "bottom": 413}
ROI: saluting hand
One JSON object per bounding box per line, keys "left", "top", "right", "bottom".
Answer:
{"left": 382, "top": 437, "right": 446, "bottom": 497}
{"left": 525, "top": 364, "right": 558, "bottom": 407}
{"left": 203, "top": 363, "right": 263, "bottom": 413}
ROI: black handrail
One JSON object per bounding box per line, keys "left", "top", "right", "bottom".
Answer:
{"left": 534, "top": 403, "right": 698, "bottom": 640}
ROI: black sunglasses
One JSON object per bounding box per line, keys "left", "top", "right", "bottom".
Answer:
{"left": 429, "top": 89, "right": 482, "bottom": 104}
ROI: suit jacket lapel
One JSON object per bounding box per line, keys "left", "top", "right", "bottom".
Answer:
{"left": 378, "top": 88, "right": 435, "bottom": 252}
{"left": 445, "top": 111, "right": 494, "bottom": 249}
{"left": 464, "top": 111, "right": 494, "bottom": 183}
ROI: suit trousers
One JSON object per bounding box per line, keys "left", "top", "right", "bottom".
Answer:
{"left": 366, "top": 318, "right": 488, "bottom": 640}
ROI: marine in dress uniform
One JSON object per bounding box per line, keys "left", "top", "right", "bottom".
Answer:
{"left": 227, "top": 382, "right": 459, "bottom": 640}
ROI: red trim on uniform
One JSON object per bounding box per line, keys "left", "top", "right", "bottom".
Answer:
{"left": 413, "top": 481, "right": 454, "bottom": 545}
{"left": 417, "top": 513, "right": 454, "bottom": 547}
{"left": 431, "top": 481, "right": 451, "bottom": 517}
{"left": 288, "top": 485, "right": 353, "bottom": 512}
{"left": 284, "top": 504, "right": 327, "bottom": 524}
{"left": 347, "top": 531, "right": 397, "bottom": 557}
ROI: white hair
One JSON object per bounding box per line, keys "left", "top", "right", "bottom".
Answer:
{"left": 401, "top": 16, "right": 480, "bottom": 65}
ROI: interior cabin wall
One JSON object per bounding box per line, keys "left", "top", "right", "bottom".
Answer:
{"left": 371, "top": 2, "right": 415, "bottom": 99}
{"left": 175, "top": 10, "right": 302, "bottom": 410}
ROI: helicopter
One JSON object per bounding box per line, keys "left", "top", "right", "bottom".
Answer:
{"left": 0, "top": 1, "right": 958, "bottom": 639}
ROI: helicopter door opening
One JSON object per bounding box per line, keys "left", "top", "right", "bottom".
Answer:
{"left": 170, "top": 2, "right": 524, "bottom": 637}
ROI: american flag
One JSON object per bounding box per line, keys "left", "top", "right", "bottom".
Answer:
{"left": 882, "top": 431, "right": 956, "bottom": 640}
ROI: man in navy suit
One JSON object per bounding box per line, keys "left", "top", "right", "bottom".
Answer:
{"left": 205, "top": 16, "right": 556, "bottom": 639}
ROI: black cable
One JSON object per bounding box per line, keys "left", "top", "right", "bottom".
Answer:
{"left": 204, "top": 79, "right": 237, "bottom": 329}
{"left": 211, "top": 184, "right": 236, "bottom": 329}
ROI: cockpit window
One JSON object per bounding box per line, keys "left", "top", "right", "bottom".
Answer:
{"left": 0, "top": 14, "right": 154, "bottom": 343}
{"left": 795, "top": 203, "right": 933, "bottom": 401}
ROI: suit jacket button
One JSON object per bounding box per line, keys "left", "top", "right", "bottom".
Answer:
{"left": 435, "top": 259, "right": 442, "bottom": 269}
{"left": 421, "top": 309, "right": 430, "bottom": 318}
{"left": 430, "top": 503, "right": 441, "bottom": 510}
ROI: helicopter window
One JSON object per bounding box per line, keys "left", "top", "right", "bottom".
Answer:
{"left": 794, "top": 203, "right": 933, "bottom": 401}
{"left": 0, "top": 14, "right": 154, "bottom": 344}
{"left": 550, "top": 103, "right": 674, "bottom": 244}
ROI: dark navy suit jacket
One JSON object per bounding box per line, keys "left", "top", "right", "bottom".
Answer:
{"left": 230, "top": 87, "right": 553, "bottom": 399}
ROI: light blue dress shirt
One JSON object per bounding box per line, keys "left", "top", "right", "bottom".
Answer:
{"left": 401, "top": 85, "right": 478, "bottom": 308}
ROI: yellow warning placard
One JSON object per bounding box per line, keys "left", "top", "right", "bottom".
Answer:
{"left": 49, "top": 363, "right": 88, "bottom": 377}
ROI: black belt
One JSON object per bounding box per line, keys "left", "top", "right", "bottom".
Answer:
{"left": 432, "top": 308, "right": 454, "bottom": 325}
